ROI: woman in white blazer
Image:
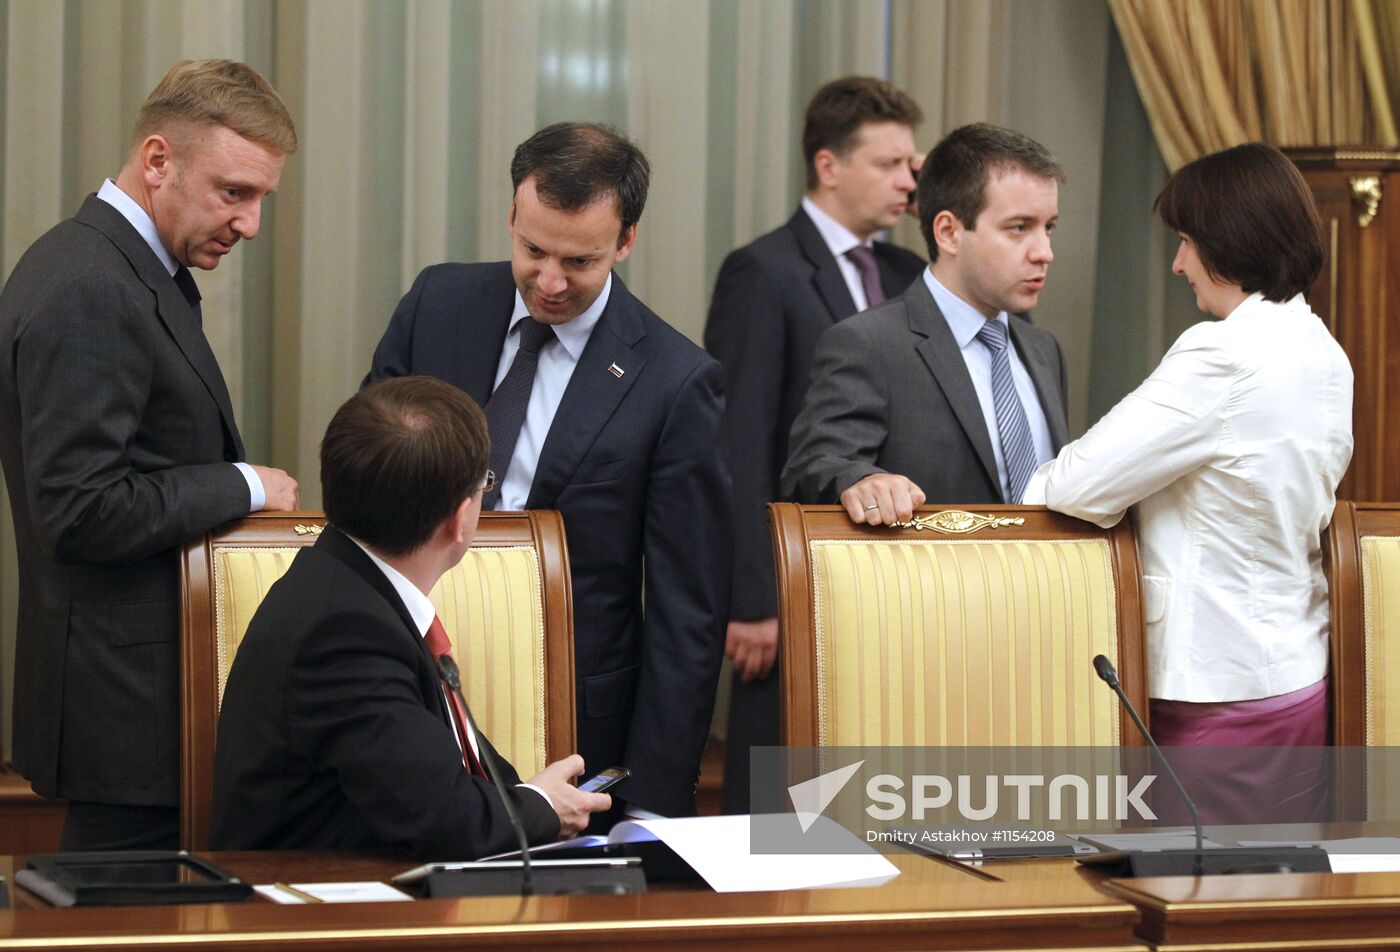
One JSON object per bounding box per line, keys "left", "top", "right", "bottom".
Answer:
{"left": 1023, "top": 143, "right": 1352, "bottom": 823}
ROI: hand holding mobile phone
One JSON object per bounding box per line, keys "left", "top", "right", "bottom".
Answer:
{"left": 578, "top": 767, "right": 630, "bottom": 794}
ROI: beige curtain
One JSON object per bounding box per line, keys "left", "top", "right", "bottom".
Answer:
{"left": 1108, "top": 0, "right": 1400, "bottom": 170}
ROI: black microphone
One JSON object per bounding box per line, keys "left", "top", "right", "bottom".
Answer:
{"left": 437, "top": 654, "right": 535, "bottom": 895}
{"left": 1091, "top": 653, "right": 1204, "bottom": 876}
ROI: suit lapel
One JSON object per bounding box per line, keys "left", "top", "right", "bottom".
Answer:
{"left": 457, "top": 267, "right": 518, "bottom": 406}
{"left": 788, "top": 208, "right": 857, "bottom": 321}
{"left": 1009, "top": 320, "right": 1070, "bottom": 450}
{"left": 75, "top": 196, "right": 245, "bottom": 460}
{"left": 525, "top": 275, "right": 645, "bottom": 508}
{"left": 905, "top": 281, "right": 1002, "bottom": 492}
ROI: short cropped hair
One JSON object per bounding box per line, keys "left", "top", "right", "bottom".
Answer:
{"left": 322, "top": 377, "right": 489, "bottom": 557}
{"left": 510, "top": 122, "right": 650, "bottom": 241}
{"left": 802, "top": 76, "right": 923, "bottom": 190}
{"left": 1154, "top": 143, "right": 1323, "bottom": 302}
{"left": 132, "top": 59, "right": 297, "bottom": 155}
{"left": 917, "top": 123, "right": 1064, "bottom": 262}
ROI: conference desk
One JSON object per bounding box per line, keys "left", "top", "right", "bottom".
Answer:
{"left": 4, "top": 849, "right": 1400, "bottom": 950}
{"left": 0, "top": 850, "right": 1141, "bottom": 951}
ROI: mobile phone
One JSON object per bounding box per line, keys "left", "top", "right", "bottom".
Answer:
{"left": 578, "top": 767, "right": 630, "bottom": 793}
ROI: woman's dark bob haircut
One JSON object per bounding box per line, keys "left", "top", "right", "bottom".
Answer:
{"left": 1154, "top": 142, "right": 1323, "bottom": 302}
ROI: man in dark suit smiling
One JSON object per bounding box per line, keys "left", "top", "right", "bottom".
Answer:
{"left": 367, "top": 123, "right": 731, "bottom": 823}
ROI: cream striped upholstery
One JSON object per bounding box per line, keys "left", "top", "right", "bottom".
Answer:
{"left": 809, "top": 537, "right": 1122, "bottom": 748}
{"left": 1360, "top": 535, "right": 1400, "bottom": 814}
{"left": 211, "top": 543, "right": 549, "bottom": 776}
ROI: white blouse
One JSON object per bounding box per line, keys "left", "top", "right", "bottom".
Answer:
{"left": 1022, "top": 293, "right": 1353, "bottom": 702}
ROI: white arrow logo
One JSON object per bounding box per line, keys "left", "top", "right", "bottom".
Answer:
{"left": 787, "top": 760, "right": 865, "bottom": 833}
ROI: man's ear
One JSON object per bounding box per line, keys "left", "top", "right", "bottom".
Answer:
{"left": 139, "top": 134, "right": 174, "bottom": 189}
{"left": 613, "top": 222, "right": 637, "bottom": 263}
{"left": 449, "top": 493, "right": 479, "bottom": 546}
{"left": 932, "top": 209, "right": 963, "bottom": 258}
{"left": 812, "top": 148, "right": 841, "bottom": 190}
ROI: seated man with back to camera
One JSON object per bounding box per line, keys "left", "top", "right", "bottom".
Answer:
{"left": 210, "top": 377, "right": 610, "bottom": 858}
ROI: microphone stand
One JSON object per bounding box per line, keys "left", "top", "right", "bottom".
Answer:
{"left": 1087, "top": 655, "right": 1329, "bottom": 877}
{"left": 437, "top": 655, "right": 534, "bottom": 894}
{"left": 1093, "top": 654, "right": 1202, "bottom": 876}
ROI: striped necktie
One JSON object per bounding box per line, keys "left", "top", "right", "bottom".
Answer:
{"left": 975, "top": 319, "right": 1038, "bottom": 503}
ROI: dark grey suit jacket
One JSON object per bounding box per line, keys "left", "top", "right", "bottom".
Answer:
{"left": 782, "top": 276, "right": 1069, "bottom": 505}
{"left": 0, "top": 196, "right": 250, "bottom": 806}
{"left": 210, "top": 526, "right": 559, "bottom": 858}
{"left": 367, "top": 263, "right": 732, "bottom": 818}
{"left": 704, "top": 208, "right": 924, "bottom": 619}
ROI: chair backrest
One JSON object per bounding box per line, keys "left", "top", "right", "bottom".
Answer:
{"left": 769, "top": 504, "right": 1147, "bottom": 749}
{"left": 1327, "top": 501, "right": 1400, "bottom": 749}
{"left": 178, "top": 510, "right": 575, "bottom": 849}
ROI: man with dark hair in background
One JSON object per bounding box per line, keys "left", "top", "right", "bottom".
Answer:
{"left": 783, "top": 123, "right": 1070, "bottom": 523}
{"left": 367, "top": 122, "right": 731, "bottom": 824}
{"left": 211, "top": 377, "right": 610, "bottom": 858}
{"left": 0, "top": 59, "right": 300, "bottom": 851}
{"left": 704, "top": 77, "right": 925, "bottom": 813}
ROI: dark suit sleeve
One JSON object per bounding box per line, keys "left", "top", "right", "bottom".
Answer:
{"left": 780, "top": 319, "right": 891, "bottom": 504}
{"left": 703, "top": 249, "right": 786, "bottom": 620}
{"left": 17, "top": 271, "right": 249, "bottom": 565}
{"left": 288, "top": 611, "right": 559, "bottom": 858}
{"left": 364, "top": 267, "right": 430, "bottom": 386}
{"left": 625, "top": 358, "right": 732, "bottom": 816}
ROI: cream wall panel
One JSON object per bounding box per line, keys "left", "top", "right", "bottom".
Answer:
{"left": 402, "top": 0, "right": 452, "bottom": 286}
{"left": 731, "top": 0, "right": 795, "bottom": 246}
{"left": 624, "top": 0, "right": 709, "bottom": 341}
{"left": 477, "top": 0, "right": 540, "bottom": 262}
{"left": 294, "top": 2, "right": 374, "bottom": 496}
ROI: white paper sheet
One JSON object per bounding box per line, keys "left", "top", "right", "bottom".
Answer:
{"left": 1237, "top": 836, "right": 1400, "bottom": 873}
{"left": 608, "top": 814, "right": 899, "bottom": 893}
{"left": 255, "top": 881, "right": 413, "bottom": 904}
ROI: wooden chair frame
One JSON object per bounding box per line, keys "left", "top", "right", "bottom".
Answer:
{"left": 178, "top": 510, "right": 576, "bottom": 850}
{"left": 769, "top": 503, "right": 1149, "bottom": 749}
{"left": 1328, "top": 501, "right": 1400, "bottom": 747}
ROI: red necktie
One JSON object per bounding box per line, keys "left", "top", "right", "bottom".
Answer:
{"left": 424, "top": 616, "right": 489, "bottom": 779}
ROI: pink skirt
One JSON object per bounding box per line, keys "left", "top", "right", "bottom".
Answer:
{"left": 1146, "top": 677, "right": 1330, "bottom": 825}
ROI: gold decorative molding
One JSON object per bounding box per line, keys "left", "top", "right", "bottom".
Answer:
{"left": 293, "top": 523, "right": 324, "bottom": 536}
{"left": 1351, "top": 175, "right": 1382, "bottom": 228}
{"left": 889, "top": 510, "right": 1026, "bottom": 534}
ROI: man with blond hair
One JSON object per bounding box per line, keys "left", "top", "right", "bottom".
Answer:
{"left": 0, "top": 59, "right": 300, "bottom": 850}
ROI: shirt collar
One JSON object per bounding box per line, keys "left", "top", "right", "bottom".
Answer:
{"left": 348, "top": 536, "right": 436, "bottom": 638}
{"left": 801, "top": 195, "right": 869, "bottom": 259}
{"left": 509, "top": 272, "right": 612, "bottom": 361}
{"left": 922, "top": 268, "right": 1009, "bottom": 348}
{"left": 96, "top": 179, "right": 178, "bottom": 276}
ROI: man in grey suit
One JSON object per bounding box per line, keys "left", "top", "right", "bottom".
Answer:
{"left": 704, "top": 77, "right": 925, "bottom": 813}
{"left": 783, "top": 124, "right": 1070, "bottom": 523}
{"left": 0, "top": 60, "right": 299, "bottom": 850}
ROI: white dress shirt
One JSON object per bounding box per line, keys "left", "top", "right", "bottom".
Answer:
{"left": 95, "top": 178, "right": 265, "bottom": 511}
{"left": 349, "top": 537, "right": 551, "bottom": 809}
{"left": 491, "top": 275, "right": 611, "bottom": 510}
{"left": 801, "top": 196, "right": 876, "bottom": 312}
{"left": 923, "top": 269, "right": 1056, "bottom": 501}
{"left": 1022, "top": 293, "right": 1353, "bottom": 702}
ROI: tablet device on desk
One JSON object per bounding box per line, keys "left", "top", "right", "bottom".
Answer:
{"left": 15, "top": 851, "right": 253, "bottom": 907}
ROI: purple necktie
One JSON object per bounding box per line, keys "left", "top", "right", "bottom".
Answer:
{"left": 845, "top": 245, "right": 885, "bottom": 308}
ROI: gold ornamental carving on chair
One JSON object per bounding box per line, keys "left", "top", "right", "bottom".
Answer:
{"left": 292, "top": 524, "right": 324, "bottom": 536}
{"left": 889, "top": 509, "right": 1026, "bottom": 534}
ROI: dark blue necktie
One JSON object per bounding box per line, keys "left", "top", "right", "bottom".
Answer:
{"left": 976, "top": 319, "right": 1038, "bottom": 503}
{"left": 482, "top": 319, "right": 556, "bottom": 510}
{"left": 173, "top": 265, "right": 202, "bottom": 326}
